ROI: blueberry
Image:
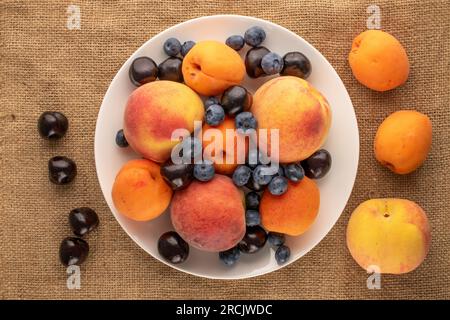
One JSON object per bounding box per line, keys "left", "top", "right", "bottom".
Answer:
{"left": 281, "top": 51, "right": 312, "bottom": 79}
{"left": 59, "top": 237, "right": 89, "bottom": 266}
{"left": 235, "top": 112, "right": 257, "bottom": 134}
{"left": 245, "top": 46, "right": 270, "bottom": 78}
{"left": 301, "top": 149, "right": 332, "bottom": 179}
{"left": 69, "top": 207, "right": 99, "bottom": 237}
{"left": 225, "top": 35, "right": 245, "bottom": 51}
{"left": 268, "top": 176, "right": 288, "bottom": 196}
{"left": 115, "top": 129, "right": 128, "bottom": 148}
{"left": 244, "top": 26, "right": 266, "bottom": 47}
{"left": 204, "top": 96, "right": 220, "bottom": 109}
{"left": 221, "top": 86, "right": 252, "bottom": 116}
{"left": 275, "top": 245, "right": 291, "bottom": 265}
{"left": 245, "top": 209, "right": 260, "bottom": 227}
{"left": 181, "top": 40, "right": 195, "bottom": 57}
{"left": 284, "top": 163, "right": 305, "bottom": 182}
{"left": 232, "top": 165, "right": 252, "bottom": 187}
{"left": 193, "top": 161, "right": 215, "bottom": 182}
{"left": 261, "top": 52, "right": 284, "bottom": 75}
{"left": 158, "top": 57, "right": 183, "bottom": 82}
{"left": 219, "top": 246, "right": 241, "bottom": 266}
{"left": 269, "top": 176, "right": 288, "bottom": 196}
{"left": 205, "top": 104, "right": 225, "bottom": 126}
{"left": 37, "top": 111, "right": 68, "bottom": 140}
{"left": 163, "top": 38, "right": 181, "bottom": 56}
{"left": 129, "top": 57, "right": 158, "bottom": 86}
{"left": 48, "top": 156, "right": 77, "bottom": 185}
{"left": 158, "top": 231, "right": 189, "bottom": 264}
{"left": 268, "top": 232, "right": 285, "bottom": 247}
{"left": 252, "top": 165, "right": 273, "bottom": 186}
{"left": 245, "top": 191, "right": 260, "bottom": 210}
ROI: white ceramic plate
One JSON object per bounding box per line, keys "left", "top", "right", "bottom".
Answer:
{"left": 95, "top": 15, "right": 359, "bottom": 279}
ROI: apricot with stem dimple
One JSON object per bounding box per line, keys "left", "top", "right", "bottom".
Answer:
{"left": 182, "top": 41, "right": 245, "bottom": 96}
{"left": 349, "top": 30, "right": 409, "bottom": 91}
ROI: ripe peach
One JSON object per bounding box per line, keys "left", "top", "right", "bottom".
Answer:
{"left": 124, "top": 81, "right": 204, "bottom": 163}
{"left": 182, "top": 40, "right": 245, "bottom": 96}
{"left": 374, "top": 110, "right": 432, "bottom": 174}
{"left": 202, "top": 117, "right": 248, "bottom": 175}
{"left": 112, "top": 159, "right": 172, "bottom": 221}
{"left": 251, "top": 76, "right": 331, "bottom": 163}
{"left": 170, "top": 175, "right": 245, "bottom": 252}
{"left": 346, "top": 199, "right": 431, "bottom": 274}
{"left": 260, "top": 177, "right": 320, "bottom": 236}
{"left": 349, "top": 30, "right": 409, "bottom": 91}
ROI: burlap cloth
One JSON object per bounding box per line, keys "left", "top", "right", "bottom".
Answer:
{"left": 1, "top": 0, "right": 449, "bottom": 300}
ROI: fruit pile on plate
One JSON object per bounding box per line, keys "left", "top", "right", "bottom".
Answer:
{"left": 111, "top": 26, "right": 333, "bottom": 266}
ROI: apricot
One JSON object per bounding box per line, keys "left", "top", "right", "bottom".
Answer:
{"left": 260, "top": 177, "right": 320, "bottom": 236}
{"left": 349, "top": 30, "right": 409, "bottom": 91}
{"left": 124, "top": 81, "right": 204, "bottom": 163}
{"left": 374, "top": 110, "right": 432, "bottom": 174}
{"left": 202, "top": 116, "right": 248, "bottom": 175}
{"left": 182, "top": 40, "right": 245, "bottom": 96}
{"left": 111, "top": 159, "right": 172, "bottom": 221}
{"left": 251, "top": 76, "right": 331, "bottom": 163}
{"left": 346, "top": 199, "right": 431, "bottom": 274}
{"left": 170, "top": 174, "right": 246, "bottom": 252}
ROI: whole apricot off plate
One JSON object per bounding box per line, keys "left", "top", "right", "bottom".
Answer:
{"left": 95, "top": 15, "right": 359, "bottom": 279}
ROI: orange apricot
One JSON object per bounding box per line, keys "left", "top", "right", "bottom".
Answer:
{"left": 260, "top": 177, "right": 320, "bottom": 236}
{"left": 202, "top": 117, "right": 248, "bottom": 175}
{"left": 349, "top": 30, "right": 409, "bottom": 91}
{"left": 182, "top": 41, "right": 245, "bottom": 96}
{"left": 374, "top": 110, "right": 432, "bottom": 174}
{"left": 111, "top": 159, "right": 172, "bottom": 221}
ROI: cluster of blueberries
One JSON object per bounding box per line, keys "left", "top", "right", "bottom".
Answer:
{"left": 154, "top": 133, "right": 331, "bottom": 266}
{"left": 226, "top": 26, "right": 311, "bottom": 79}
{"left": 197, "top": 26, "right": 312, "bottom": 143}
{"left": 129, "top": 37, "right": 195, "bottom": 86}
{"left": 37, "top": 112, "right": 99, "bottom": 266}
{"left": 220, "top": 148, "right": 331, "bottom": 266}
{"left": 125, "top": 25, "right": 312, "bottom": 144}
{"left": 219, "top": 190, "right": 291, "bottom": 266}
{"left": 128, "top": 26, "right": 311, "bottom": 88}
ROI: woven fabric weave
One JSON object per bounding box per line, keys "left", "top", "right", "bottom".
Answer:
{"left": 1, "top": 0, "right": 449, "bottom": 299}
